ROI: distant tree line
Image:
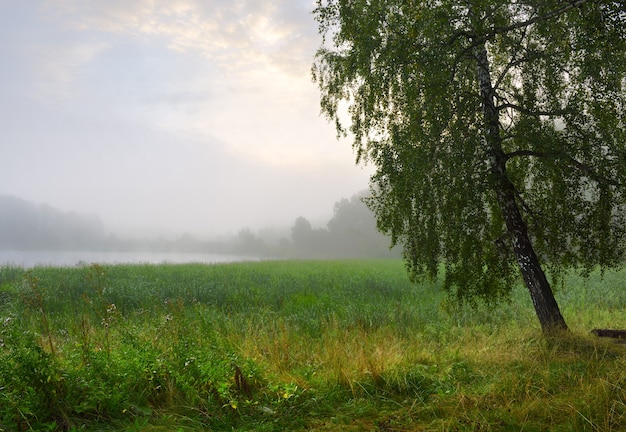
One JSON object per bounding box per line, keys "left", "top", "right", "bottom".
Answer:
{"left": 0, "top": 195, "right": 108, "bottom": 250}
{"left": 228, "top": 191, "right": 400, "bottom": 259}
{"left": 0, "top": 192, "right": 399, "bottom": 259}
{"left": 285, "top": 191, "right": 400, "bottom": 258}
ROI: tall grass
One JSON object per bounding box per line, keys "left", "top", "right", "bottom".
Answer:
{"left": 0, "top": 260, "right": 625, "bottom": 431}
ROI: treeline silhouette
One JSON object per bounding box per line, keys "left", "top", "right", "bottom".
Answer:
{"left": 230, "top": 191, "right": 400, "bottom": 259}
{"left": 0, "top": 195, "right": 107, "bottom": 250}
{"left": 0, "top": 192, "right": 399, "bottom": 258}
{"left": 283, "top": 191, "right": 400, "bottom": 258}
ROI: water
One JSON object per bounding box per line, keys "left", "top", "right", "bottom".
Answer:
{"left": 0, "top": 250, "right": 258, "bottom": 268}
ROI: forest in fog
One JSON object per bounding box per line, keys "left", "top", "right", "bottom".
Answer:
{"left": 0, "top": 193, "right": 399, "bottom": 259}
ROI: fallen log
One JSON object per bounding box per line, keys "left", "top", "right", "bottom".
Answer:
{"left": 590, "top": 329, "right": 626, "bottom": 339}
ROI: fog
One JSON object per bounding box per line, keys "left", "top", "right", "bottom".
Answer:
{"left": 0, "top": 192, "right": 400, "bottom": 262}
{"left": 0, "top": 1, "right": 373, "bottom": 239}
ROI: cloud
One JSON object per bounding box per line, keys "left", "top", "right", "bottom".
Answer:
{"left": 21, "top": 39, "right": 110, "bottom": 104}
{"left": 140, "top": 89, "right": 214, "bottom": 108}
{"left": 40, "top": 0, "right": 318, "bottom": 75}
{"left": 30, "top": 0, "right": 331, "bottom": 167}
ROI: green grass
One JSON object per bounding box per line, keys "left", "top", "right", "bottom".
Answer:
{"left": 0, "top": 260, "right": 625, "bottom": 431}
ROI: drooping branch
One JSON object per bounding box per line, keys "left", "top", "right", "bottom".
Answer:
{"left": 493, "top": 53, "right": 530, "bottom": 91}
{"left": 448, "top": 0, "right": 588, "bottom": 49}
{"left": 505, "top": 149, "right": 622, "bottom": 187}
{"left": 490, "top": 1, "right": 588, "bottom": 36}
{"left": 497, "top": 103, "right": 568, "bottom": 117}
{"left": 505, "top": 149, "right": 546, "bottom": 159}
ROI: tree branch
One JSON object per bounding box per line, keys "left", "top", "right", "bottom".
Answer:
{"left": 506, "top": 149, "right": 546, "bottom": 159}
{"left": 497, "top": 103, "right": 567, "bottom": 117}
{"left": 505, "top": 149, "right": 622, "bottom": 187}
{"left": 447, "top": 1, "right": 588, "bottom": 49}
{"left": 493, "top": 49, "right": 540, "bottom": 90}
{"left": 491, "top": 1, "right": 588, "bottom": 36}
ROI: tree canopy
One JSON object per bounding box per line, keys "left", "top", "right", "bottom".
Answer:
{"left": 313, "top": 0, "right": 626, "bottom": 333}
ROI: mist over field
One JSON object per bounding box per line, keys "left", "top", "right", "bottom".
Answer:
{"left": 0, "top": 1, "right": 373, "bottom": 239}
{"left": 0, "top": 193, "right": 399, "bottom": 263}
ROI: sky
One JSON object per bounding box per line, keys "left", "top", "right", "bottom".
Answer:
{"left": 0, "top": 0, "right": 372, "bottom": 238}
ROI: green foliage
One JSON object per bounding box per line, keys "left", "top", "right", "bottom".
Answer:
{"left": 313, "top": 0, "right": 626, "bottom": 304}
{"left": 0, "top": 261, "right": 625, "bottom": 430}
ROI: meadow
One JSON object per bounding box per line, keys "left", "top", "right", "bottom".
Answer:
{"left": 0, "top": 260, "right": 625, "bottom": 431}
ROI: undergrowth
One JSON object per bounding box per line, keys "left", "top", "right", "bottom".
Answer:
{"left": 0, "top": 261, "right": 624, "bottom": 431}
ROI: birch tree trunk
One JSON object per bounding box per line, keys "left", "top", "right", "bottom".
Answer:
{"left": 474, "top": 44, "right": 568, "bottom": 334}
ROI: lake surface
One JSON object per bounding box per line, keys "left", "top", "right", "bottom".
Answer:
{"left": 0, "top": 250, "right": 258, "bottom": 268}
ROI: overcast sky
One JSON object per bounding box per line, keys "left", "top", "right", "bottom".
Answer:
{"left": 0, "top": 1, "right": 371, "bottom": 237}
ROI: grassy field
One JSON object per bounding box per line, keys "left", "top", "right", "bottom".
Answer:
{"left": 0, "top": 260, "right": 625, "bottom": 431}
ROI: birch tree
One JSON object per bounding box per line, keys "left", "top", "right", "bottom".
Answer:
{"left": 313, "top": 0, "right": 626, "bottom": 333}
